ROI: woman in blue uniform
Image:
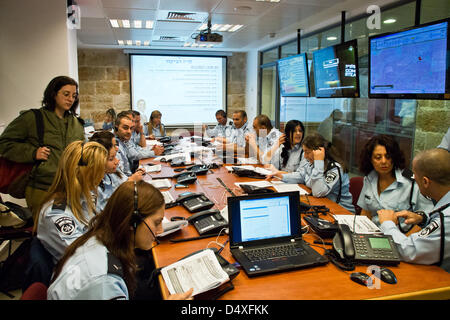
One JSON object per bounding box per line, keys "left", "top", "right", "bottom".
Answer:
{"left": 268, "top": 133, "right": 355, "bottom": 213}
{"left": 36, "top": 140, "right": 108, "bottom": 263}
{"left": 89, "top": 131, "right": 143, "bottom": 212}
{"left": 357, "top": 135, "right": 434, "bottom": 226}
{"left": 263, "top": 119, "right": 305, "bottom": 172}
{"left": 47, "top": 181, "right": 193, "bottom": 300}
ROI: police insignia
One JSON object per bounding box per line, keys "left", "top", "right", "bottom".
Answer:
{"left": 418, "top": 220, "right": 439, "bottom": 238}
{"left": 55, "top": 217, "right": 76, "bottom": 235}
{"left": 325, "top": 171, "right": 338, "bottom": 183}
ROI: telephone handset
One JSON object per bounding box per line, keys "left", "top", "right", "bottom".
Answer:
{"left": 331, "top": 224, "right": 401, "bottom": 266}
{"left": 176, "top": 192, "right": 215, "bottom": 213}
{"left": 187, "top": 208, "right": 228, "bottom": 235}
{"left": 333, "top": 224, "right": 355, "bottom": 260}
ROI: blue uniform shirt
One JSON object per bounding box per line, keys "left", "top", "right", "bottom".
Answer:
{"left": 47, "top": 236, "right": 129, "bottom": 300}
{"left": 282, "top": 159, "right": 355, "bottom": 213}
{"left": 37, "top": 198, "right": 93, "bottom": 263}
{"left": 380, "top": 191, "right": 450, "bottom": 270}
{"left": 206, "top": 119, "right": 234, "bottom": 138}
{"left": 357, "top": 168, "right": 434, "bottom": 226}
{"left": 116, "top": 136, "right": 155, "bottom": 176}
{"left": 266, "top": 143, "right": 304, "bottom": 172}
{"left": 229, "top": 122, "right": 250, "bottom": 148}
{"left": 96, "top": 169, "right": 127, "bottom": 213}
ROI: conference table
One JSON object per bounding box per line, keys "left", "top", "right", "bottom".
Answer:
{"left": 140, "top": 149, "right": 450, "bottom": 300}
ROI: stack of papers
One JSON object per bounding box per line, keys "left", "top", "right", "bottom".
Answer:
{"left": 140, "top": 164, "right": 161, "bottom": 173}
{"left": 148, "top": 179, "right": 172, "bottom": 189}
{"left": 272, "top": 183, "right": 309, "bottom": 195}
{"left": 158, "top": 217, "right": 188, "bottom": 238}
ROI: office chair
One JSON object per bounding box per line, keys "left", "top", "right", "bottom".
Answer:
{"left": 349, "top": 176, "right": 364, "bottom": 215}
{"left": 20, "top": 282, "right": 47, "bottom": 300}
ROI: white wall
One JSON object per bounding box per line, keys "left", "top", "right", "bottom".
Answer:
{"left": 245, "top": 49, "right": 259, "bottom": 123}
{"left": 0, "top": 0, "right": 78, "bottom": 131}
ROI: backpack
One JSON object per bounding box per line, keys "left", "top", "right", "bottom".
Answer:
{"left": 0, "top": 109, "right": 44, "bottom": 198}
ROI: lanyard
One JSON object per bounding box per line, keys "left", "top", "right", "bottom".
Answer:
{"left": 429, "top": 203, "right": 450, "bottom": 266}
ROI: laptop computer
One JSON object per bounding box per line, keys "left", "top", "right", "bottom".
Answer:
{"left": 227, "top": 191, "right": 328, "bottom": 277}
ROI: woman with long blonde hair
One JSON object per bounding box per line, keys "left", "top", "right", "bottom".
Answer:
{"left": 36, "top": 140, "right": 108, "bottom": 262}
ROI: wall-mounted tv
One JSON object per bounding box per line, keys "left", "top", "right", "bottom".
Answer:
{"left": 312, "top": 39, "right": 360, "bottom": 98}
{"left": 369, "top": 18, "right": 450, "bottom": 100}
{"left": 277, "top": 53, "right": 310, "bottom": 97}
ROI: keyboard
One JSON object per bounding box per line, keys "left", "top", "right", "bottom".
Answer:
{"left": 243, "top": 244, "right": 305, "bottom": 262}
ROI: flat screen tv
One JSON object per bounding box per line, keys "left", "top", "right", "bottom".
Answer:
{"left": 312, "top": 39, "right": 360, "bottom": 98}
{"left": 277, "top": 53, "right": 310, "bottom": 97}
{"left": 369, "top": 18, "right": 450, "bottom": 100}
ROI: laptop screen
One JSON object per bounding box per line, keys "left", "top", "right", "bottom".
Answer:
{"left": 228, "top": 192, "right": 301, "bottom": 245}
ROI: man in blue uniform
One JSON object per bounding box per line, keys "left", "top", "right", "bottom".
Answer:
{"left": 378, "top": 148, "right": 450, "bottom": 271}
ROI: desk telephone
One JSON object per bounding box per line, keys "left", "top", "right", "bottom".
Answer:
{"left": 176, "top": 192, "right": 215, "bottom": 213}
{"left": 331, "top": 224, "right": 400, "bottom": 268}
{"left": 188, "top": 208, "right": 228, "bottom": 235}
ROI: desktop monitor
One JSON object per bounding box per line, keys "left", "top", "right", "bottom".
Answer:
{"left": 277, "top": 53, "right": 310, "bottom": 97}
{"left": 369, "top": 18, "right": 450, "bottom": 100}
{"left": 312, "top": 39, "right": 360, "bottom": 98}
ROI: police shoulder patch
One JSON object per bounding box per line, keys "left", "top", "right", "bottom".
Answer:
{"left": 418, "top": 220, "right": 439, "bottom": 238}
{"left": 325, "top": 171, "right": 338, "bottom": 184}
{"left": 54, "top": 216, "right": 76, "bottom": 236}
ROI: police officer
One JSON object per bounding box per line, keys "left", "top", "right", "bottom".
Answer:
{"left": 203, "top": 109, "right": 233, "bottom": 139}
{"left": 114, "top": 112, "right": 163, "bottom": 176}
{"left": 378, "top": 148, "right": 450, "bottom": 271}
{"left": 245, "top": 114, "right": 282, "bottom": 162}
{"left": 357, "top": 135, "right": 434, "bottom": 226}
{"left": 47, "top": 181, "right": 193, "bottom": 300}
{"left": 36, "top": 141, "right": 108, "bottom": 263}
{"left": 268, "top": 133, "right": 355, "bottom": 213}
{"left": 437, "top": 127, "right": 450, "bottom": 151}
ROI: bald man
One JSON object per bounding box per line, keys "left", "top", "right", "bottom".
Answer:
{"left": 378, "top": 148, "right": 450, "bottom": 271}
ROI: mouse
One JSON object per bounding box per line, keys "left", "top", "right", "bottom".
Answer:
{"left": 379, "top": 267, "right": 397, "bottom": 284}
{"left": 350, "top": 272, "right": 372, "bottom": 287}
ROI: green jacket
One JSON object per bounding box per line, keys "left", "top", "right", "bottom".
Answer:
{"left": 0, "top": 107, "right": 85, "bottom": 191}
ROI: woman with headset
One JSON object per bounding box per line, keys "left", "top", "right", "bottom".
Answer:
{"left": 47, "top": 181, "right": 193, "bottom": 300}
{"left": 36, "top": 140, "right": 108, "bottom": 263}
{"left": 263, "top": 119, "right": 305, "bottom": 172}
{"left": 357, "top": 134, "right": 434, "bottom": 227}
{"left": 267, "top": 132, "right": 355, "bottom": 213}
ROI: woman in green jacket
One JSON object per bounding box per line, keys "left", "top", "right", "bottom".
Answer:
{"left": 0, "top": 76, "right": 85, "bottom": 221}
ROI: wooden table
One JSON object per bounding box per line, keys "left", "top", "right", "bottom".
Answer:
{"left": 142, "top": 159, "right": 450, "bottom": 300}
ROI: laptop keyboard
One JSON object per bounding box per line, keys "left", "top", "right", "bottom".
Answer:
{"left": 243, "top": 244, "right": 305, "bottom": 262}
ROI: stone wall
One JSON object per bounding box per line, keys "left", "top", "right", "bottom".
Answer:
{"left": 414, "top": 100, "right": 450, "bottom": 156}
{"left": 77, "top": 49, "right": 247, "bottom": 126}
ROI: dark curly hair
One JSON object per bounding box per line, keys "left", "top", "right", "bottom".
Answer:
{"left": 281, "top": 120, "right": 305, "bottom": 168}
{"left": 42, "top": 76, "right": 79, "bottom": 115}
{"left": 359, "top": 134, "right": 405, "bottom": 176}
{"left": 303, "top": 132, "right": 347, "bottom": 173}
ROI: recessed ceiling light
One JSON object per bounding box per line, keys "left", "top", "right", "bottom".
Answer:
{"left": 126, "top": 40, "right": 132, "bottom": 45}
{"left": 327, "top": 36, "right": 337, "bottom": 41}
{"left": 383, "top": 18, "right": 396, "bottom": 24}
{"left": 110, "top": 19, "right": 119, "bottom": 28}
{"left": 145, "top": 20, "right": 154, "bottom": 29}
{"left": 117, "top": 40, "right": 124, "bottom": 45}
{"left": 122, "top": 20, "right": 130, "bottom": 28}
{"left": 219, "top": 24, "right": 232, "bottom": 32}
{"left": 229, "top": 24, "right": 243, "bottom": 32}
{"left": 135, "top": 40, "right": 141, "bottom": 46}
{"left": 143, "top": 40, "right": 150, "bottom": 46}
{"left": 134, "top": 20, "right": 142, "bottom": 28}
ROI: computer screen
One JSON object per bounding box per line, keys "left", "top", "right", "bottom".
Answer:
{"left": 277, "top": 53, "right": 310, "bottom": 97}
{"left": 369, "top": 19, "right": 449, "bottom": 99}
{"left": 312, "top": 40, "right": 360, "bottom": 98}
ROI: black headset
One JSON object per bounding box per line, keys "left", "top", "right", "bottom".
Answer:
{"left": 130, "top": 181, "right": 160, "bottom": 247}
{"left": 78, "top": 141, "right": 88, "bottom": 166}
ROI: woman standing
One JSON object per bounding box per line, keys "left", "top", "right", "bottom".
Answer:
{"left": 0, "top": 76, "right": 85, "bottom": 219}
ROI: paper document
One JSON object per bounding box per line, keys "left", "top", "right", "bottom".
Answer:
{"left": 148, "top": 179, "right": 172, "bottom": 189}
{"left": 333, "top": 215, "right": 382, "bottom": 234}
{"left": 140, "top": 164, "right": 161, "bottom": 173}
{"left": 272, "top": 183, "right": 309, "bottom": 195}
{"left": 161, "top": 249, "right": 230, "bottom": 296}
{"left": 158, "top": 217, "right": 188, "bottom": 238}
{"left": 235, "top": 181, "right": 273, "bottom": 188}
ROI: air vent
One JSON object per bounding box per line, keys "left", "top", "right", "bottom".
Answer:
{"left": 166, "top": 12, "right": 196, "bottom": 21}
{"left": 152, "top": 35, "right": 186, "bottom": 42}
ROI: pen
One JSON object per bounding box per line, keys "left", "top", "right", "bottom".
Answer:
{"left": 218, "top": 238, "right": 229, "bottom": 254}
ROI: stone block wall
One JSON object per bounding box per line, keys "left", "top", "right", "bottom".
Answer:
{"left": 77, "top": 49, "right": 247, "bottom": 126}
{"left": 414, "top": 100, "right": 450, "bottom": 156}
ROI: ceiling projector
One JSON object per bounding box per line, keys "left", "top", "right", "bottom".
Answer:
{"left": 195, "top": 31, "right": 223, "bottom": 44}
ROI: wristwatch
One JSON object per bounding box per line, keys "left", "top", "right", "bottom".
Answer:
{"left": 415, "top": 211, "right": 427, "bottom": 227}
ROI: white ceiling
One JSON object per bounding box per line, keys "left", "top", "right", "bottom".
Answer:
{"left": 75, "top": 0, "right": 397, "bottom": 51}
